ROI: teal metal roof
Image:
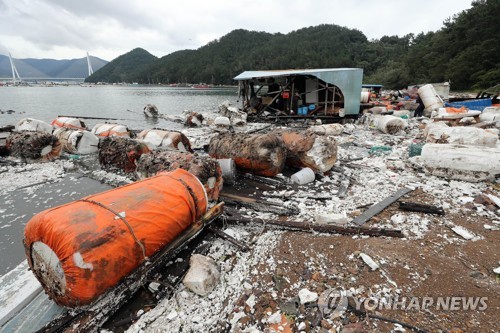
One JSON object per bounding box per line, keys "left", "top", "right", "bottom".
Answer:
{"left": 234, "top": 68, "right": 363, "bottom": 115}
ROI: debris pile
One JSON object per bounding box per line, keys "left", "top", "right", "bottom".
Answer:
{"left": 136, "top": 150, "right": 223, "bottom": 200}
{"left": 218, "top": 100, "right": 248, "bottom": 126}
{"left": 184, "top": 111, "right": 204, "bottom": 127}
{"left": 98, "top": 137, "right": 150, "bottom": 173}
{"left": 6, "top": 131, "right": 61, "bottom": 161}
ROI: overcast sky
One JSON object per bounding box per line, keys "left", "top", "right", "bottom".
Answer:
{"left": 0, "top": 0, "right": 473, "bottom": 61}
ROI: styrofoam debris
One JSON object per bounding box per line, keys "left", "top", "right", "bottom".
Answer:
{"left": 183, "top": 254, "right": 220, "bottom": 296}
{"left": 359, "top": 253, "right": 379, "bottom": 270}
{"left": 451, "top": 226, "right": 475, "bottom": 240}
{"left": 298, "top": 288, "right": 318, "bottom": 304}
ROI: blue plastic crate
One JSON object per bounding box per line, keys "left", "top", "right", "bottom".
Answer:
{"left": 445, "top": 98, "right": 492, "bottom": 111}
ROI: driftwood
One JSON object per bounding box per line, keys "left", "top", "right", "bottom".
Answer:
{"left": 399, "top": 201, "right": 445, "bottom": 215}
{"left": 351, "top": 188, "right": 413, "bottom": 226}
{"left": 224, "top": 215, "right": 404, "bottom": 238}
{"left": 220, "top": 192, "right": 298, "bottom": 216}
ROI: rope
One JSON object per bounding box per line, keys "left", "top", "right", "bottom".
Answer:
{"left": 163, "top": 175, "right": 201, "bottom": 218}
{"left": 79, "top": 199, "right": 148, "bottom": 260}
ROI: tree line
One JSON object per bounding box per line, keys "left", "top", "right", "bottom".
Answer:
{"left": 86, "top": 0, "right": 499, "bottom": 91}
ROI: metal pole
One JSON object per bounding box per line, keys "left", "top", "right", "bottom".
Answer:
{"left": 324, "top": 83, "right": 328, "bottom": 115}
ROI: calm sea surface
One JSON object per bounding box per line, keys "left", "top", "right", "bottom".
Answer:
{"left": 0, "top": 85, "right": 239, "bottom": 129}
{"left": 0, "top": 85, "right": 238, "bottom": 275}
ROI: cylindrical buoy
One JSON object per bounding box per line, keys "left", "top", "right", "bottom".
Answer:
{"left": 208, "top": 133, "right": 286, "bottom": 177}
{"left": 137, "top": 129, "right": 192, "bottom": 152}
{"left": 91, "top": 123, "right": 131, "bottom": 138}
{"left": 16, "top": 118, "right": 53, "bottom": 134}
{"left": 136, "top": 150, "right": 223, "bottom": 200}
{"left": 24, "top": 169, "right": 208, "bottom": 307}
{"left": 6, "top": 131, "right": 62, "bottom": 161}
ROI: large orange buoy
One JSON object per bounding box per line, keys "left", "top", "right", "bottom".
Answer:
{"left": 24, "top": 168, "right": 207, "bottom": 307}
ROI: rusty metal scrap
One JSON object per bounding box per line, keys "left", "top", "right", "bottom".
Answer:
{"left": 136, "top": 150, "right": 223, "bottom": 200}
{"left": 6, "top": 131, "right": 62, "bottom": 161}
{"left": 98, "top": 137, "right": 151, "bottom": 173}
{"left": 208, "top": 133, "right": 286, "bottom": 177}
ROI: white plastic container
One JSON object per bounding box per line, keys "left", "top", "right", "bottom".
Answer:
{"left": 291, "top": 167, "right": 315, "bottom": 185}
{"left": 360, "top": 91, "right": 370, "bottom": 103}
{"left": 16, "top": 118, "right": 53, "bottom": 134}
{"left": 418, "top": 84, "right": 444, "bottom": 112}
{"left": 217, "top": 158, "right": 236, "bottom": 185}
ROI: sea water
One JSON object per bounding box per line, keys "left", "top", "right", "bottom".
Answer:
{"left": 0, "top": 85, "right": 238, "bottom": 129}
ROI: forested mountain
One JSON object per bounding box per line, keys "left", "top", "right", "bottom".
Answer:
{"left": 0, "top": 55, "right": 107, "bottom": 79}
{"left": 86, "top": 0, "right": 499, "bottom": 90}
{"left": 86, "top": 48, "right": 157, "bottom": 83}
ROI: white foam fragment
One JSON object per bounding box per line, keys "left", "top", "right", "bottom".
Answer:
{"left": 359, "top": 253, "right": 379, "bottom": 270}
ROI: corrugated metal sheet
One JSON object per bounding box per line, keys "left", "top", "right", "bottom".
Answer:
{"left": 234, "top": 68, "right": 363, "bottom": 115}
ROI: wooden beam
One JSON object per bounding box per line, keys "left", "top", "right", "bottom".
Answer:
{"left": 224, "top": 216, "right": 404, "bottom": 238}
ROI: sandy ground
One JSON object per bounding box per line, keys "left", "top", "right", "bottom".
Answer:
{"left": 1, "top": 113, "right": 499, "bottom": 333}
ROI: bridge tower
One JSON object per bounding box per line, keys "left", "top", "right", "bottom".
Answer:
{"left": 8, "top": 53, "right": 21, "bottom": 83}
{"left": 87, "top": 52, "right": 94, "bottom": 76}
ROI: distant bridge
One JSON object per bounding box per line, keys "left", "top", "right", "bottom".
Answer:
{"left": 0, "top": 77, "right": 86, "bottom": 82}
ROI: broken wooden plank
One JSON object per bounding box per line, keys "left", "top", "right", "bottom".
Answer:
{"left": 208, "top": 225, "right": 250, "bottom": 251}
{"left": 239, "top": 172, "right": 285, "bottom": 187}
{"left": 220, "top": 192, "right": 298, "bottom": 216}
{"left": 337, "top": 175, "right": 351, "bottom": 198}
{"left": 351, "top": 188, "right": 413, "bottom": 226}
{"left": 399, "top": 201, "right": 445, "bottom": 215}
{"left": 224, "top": 216, "right": 404, "bottom": 238}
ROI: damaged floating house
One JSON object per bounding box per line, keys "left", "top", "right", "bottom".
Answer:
{"left": 234, "top": 68, "right": 363, "bottom": 122}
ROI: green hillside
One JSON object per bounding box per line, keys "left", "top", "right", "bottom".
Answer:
{"left": 86, "top": 48, "right": 157, "bottom": 83}
{"left": 86, "top": 0, "right": 499, "bottom": 90}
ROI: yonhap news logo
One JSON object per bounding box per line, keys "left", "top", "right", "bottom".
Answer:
{"left": 319, "top": 289, "right": 488, "bottom": 314}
